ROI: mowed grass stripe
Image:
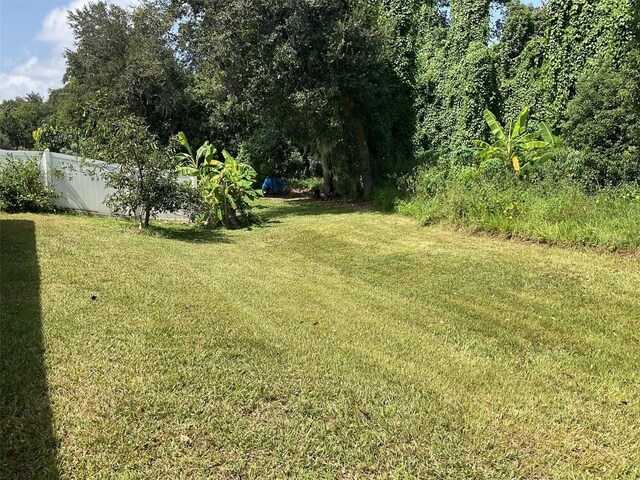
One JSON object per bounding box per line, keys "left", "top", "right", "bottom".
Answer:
{"left": 1, "top": 201, "right": 638, "bottom": 478}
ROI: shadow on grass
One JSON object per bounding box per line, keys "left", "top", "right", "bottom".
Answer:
{"left": 0, "top": 220, "right": 59, "bottom": 479}
{"left": 260, "top": 198, "right": 369, "bottom": 220}
{"left": 146, "top": 223, "right": 231, "bottom": 244}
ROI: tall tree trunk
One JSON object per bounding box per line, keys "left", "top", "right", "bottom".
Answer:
{"left": 317, "top": 142, "right": 334, "bottom": 194}
{"left": 341, "top": 95, "right": 373, "bottom": 199}
{"left": 136, "top": 154, "right": 149, "bottom": 229}
{"left": 320, "top": 155, "right": 334, "bottom": 194}
{"left": 353, "top": 119, "right": 373, "bottom": 200}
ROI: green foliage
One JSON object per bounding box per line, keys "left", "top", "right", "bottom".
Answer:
{"left": 449, "top": 0, "right": 492, "bottom": 52}
{"left": 0, "top": 93, "right": 50, "bottom": 150}
{"left": 493, "top": 0, "right": 635, "bottom": 128}
{"left": 176, "top": 133, "right": 262, "bottom": 229}
{"left": 563, "top": 53, "right": 640, "bottom": 186}
{"left": 49, "top": 1, "right": 197, "bottom": 149}
{"left": 288, "top": 177, "right": 324, "bottom": 192}
{"left": 414, "top": 0, "right": 636, "bottom": 191}
{"left": 398, "top": 163, "right": 640, "bottom": 250}
{"left": 176, "top": 0, "right": 415, "bottom": 197}
{"left": 32, "top": 119, "right": 89, "bottom": 156}
{"left": 415, "top": 1, "right": 499, "bottom": 154}
{"left": 371, "top": 182, "right": 406, "bottom": 212}
{"left": 496, "top": 3, "right": 548, "bottom": 121}
{"left": 90, "top": 115, "right": 186, "bottom": 229}
{"left": 237, "top": 128, "right": 313, "bottom": 180}
{"left": 0, "top": 132, "right": 11, "bottom": 150}
{"left": 0, "top": 155, "right": 57, "bottom": 213}
{"left": 544, "top": 0, "right": 635, "bottom": 125}
{"left": 3, "top": 0, "right": 638, "bottom": 201}
{"left": 473, "top": 107, "right": 559, "bottom": 174}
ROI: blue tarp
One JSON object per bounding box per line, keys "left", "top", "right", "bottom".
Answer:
{"left": 262, "top": 177, "right": 287, "bottom": 195}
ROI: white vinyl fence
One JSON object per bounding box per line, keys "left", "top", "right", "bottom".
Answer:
{"left": 0, "top": 149, "right": 192, "bottom": 220}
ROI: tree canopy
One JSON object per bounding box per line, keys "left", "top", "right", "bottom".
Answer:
{"left": 1, "top": 0, "right": 637, "bottom": 192}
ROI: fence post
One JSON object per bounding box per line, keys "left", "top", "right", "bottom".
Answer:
{"left": 41, "top": 149, "right": 51, "bottom": 187}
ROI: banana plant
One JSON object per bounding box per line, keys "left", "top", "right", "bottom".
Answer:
{"left": 176, "top": 132, "right": 262, "bottom": 228}
{"left": 175, "top": 131, "right": 219, "bottom": 175}
{"left": 472, "top": 107, "right": 559, "bottom": 174}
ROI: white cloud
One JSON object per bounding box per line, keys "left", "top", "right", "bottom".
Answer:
{"left": 0, "top": 56, "right": 66, "bottom": 101}
{"left": 38, "top": 0, "right": 92, "bottom": 52}
{"left": 1, "top": 0, "right": 138, "bottom": 101}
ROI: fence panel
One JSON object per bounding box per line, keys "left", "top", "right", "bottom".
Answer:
{"left": 47, "top": 151, "right": 116, "bottom": 214}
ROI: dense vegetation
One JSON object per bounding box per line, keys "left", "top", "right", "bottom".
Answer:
{"left": 0, "top": 155, "right": 57, "bottom": 213}
{"left": 0, "top": 0, "right": 638, "bottom": 242}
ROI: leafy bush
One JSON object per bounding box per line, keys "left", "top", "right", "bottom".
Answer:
{"left": 563, "top": 54, "right": 640, "bottom": 187}
{"left": 177, "top": 133, "right": 262, "bottom": 229}
{"left": 0, "top": 132, "right": 11, "bottom": 149}
{"left": 371, "top": 183, "right": 406, "bottom": 212}
{"left": 237, "top": 128, "right": 315, "bottom": 180}
{"left": 288, "top": 177, "right": 323, "bottom": 192}
{"left": 0, "top": 93, "right": 49, "bottom": 150}
{"left": 0, "top": 155, "right": 57, "bottom": 213}
{"left": 90, "top": 115, "right": 187, "bottom": 229}
{"left": 33, "top": 121, "right": 88, "bottom": 156}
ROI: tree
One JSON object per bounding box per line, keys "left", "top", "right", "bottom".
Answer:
{"left": 0, "top": 93, "right": 50, "bottom": 149}
{"left": 237, "top": 126, "right": 312, "bottom": 181}
{"left": 91, "top": 115, "right": 187, "bottom": 229}
{"left": 172, "top": 0, "right": 411, "bottom": 198}
{"left": 22, "top": 0, "right": 639, "bottom": 201}
{"left": 449, "top": 0, "right": 491, "bottom": 51}
{"left": 50, "top": 1, "right": 197, "bottom": 146}
{"left": 544, "top": 0, "right": 635, "bottom": 125}
{"left": 563, "top": 52, "right": 640, "bottom": 186}
{"left": 414, "top": 0, "right": 500, "bottom": 153}
{"left": 0, "top": 155, "right": 57, "bottom": 212}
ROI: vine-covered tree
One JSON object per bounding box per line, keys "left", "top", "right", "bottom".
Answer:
{"left": 544, "top": 0, "right": 635, "bottom": 125}
{"left": 414, "top": 0, "right": 500, "bottom": 153}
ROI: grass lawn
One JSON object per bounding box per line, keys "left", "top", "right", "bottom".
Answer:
{"left": 1, "top": 199, "right": 639, "bottom": 478}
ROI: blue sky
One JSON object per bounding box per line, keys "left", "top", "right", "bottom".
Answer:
{"left": 0, "top": 0, "right": 544, "bottom": 102}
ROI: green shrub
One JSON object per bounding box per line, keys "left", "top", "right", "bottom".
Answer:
{"left": 90, "top": 115, "right": 186, "bottom": 229}
{"left": 237, "top": 128, "right": 315, "bottom": 180}
{"left": 563, "top": 54, "right": 640, "bottom": 187}
{"left": 288, "top": 177, "right": 323, "bottom": 192}
{"left": 0, "top": 155, "right": 57, "bottom": 213}
{"left": 0, "top": 132, "right": 11, "bottom": 149}
{"left": 371, "top": 183, "right": 406, "bottom": 212}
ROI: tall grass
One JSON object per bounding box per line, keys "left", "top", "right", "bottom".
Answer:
{"left": 397, "top": 166, "right": 640, "bottom": 250}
